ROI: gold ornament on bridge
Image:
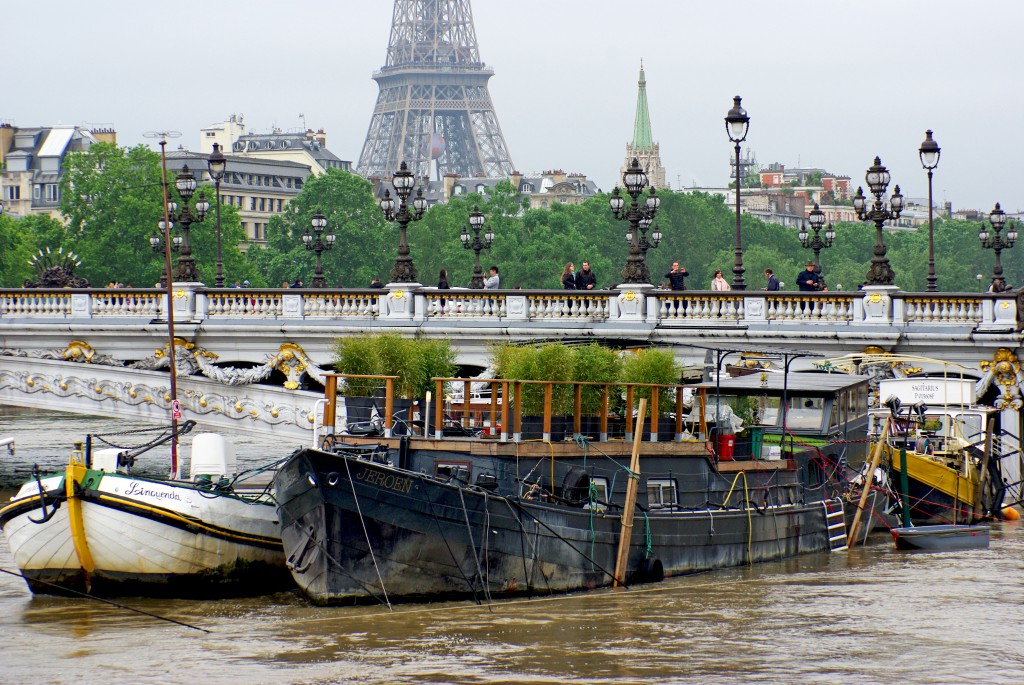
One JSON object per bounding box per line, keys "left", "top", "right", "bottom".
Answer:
{"left": 980, "top": 348, "right": 1021, "bottom": 390}
{"left": 62, "top": 340, "right": 96, "bottom": 363}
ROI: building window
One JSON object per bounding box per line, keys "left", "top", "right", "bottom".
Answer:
{"left": 5, "top": 185, "right": 20, "bottom": 200}
{"left": 33, "top": 185, "right": 41, "bottom": 200}
{"left": 476, "top": 183, "right": 486, "bottom": 194}
{"left": 259, "top": 197, "right": 266, "bottom": 212}
{"left": 646, "top": 479, "right": 677, "bottom": 509}
{"left": 250, "top": 197, "right": 257, "bottom": 211}
{"left": 276, "top": 199, "right": 283, "bottom": 212}
{"left": 45, "top": 184, "right": 59, "bottom": 202}
{"left": 520, "top": 182, "right": 534, "bottom": 193}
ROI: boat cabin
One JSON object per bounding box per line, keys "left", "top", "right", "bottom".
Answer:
{"left": 693, "top": 372, "right": 871, "bottom": 463}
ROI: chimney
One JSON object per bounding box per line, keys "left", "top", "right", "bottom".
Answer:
{"left": 0, "top": 123, "right": 14, "bottom": 166}
{"left": 315, "top": 128, "right": 327, "bottom": 147}
{"left": 443, "top": 172, "right": 459, "bottom": 201}
{"left": 510, "top": 170, "right": 521, "bottom": 190}
{"left": 90, "top": 128, "right": 117, "bottom": 145}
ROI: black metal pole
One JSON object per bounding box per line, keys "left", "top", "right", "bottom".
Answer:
{"left": 214, "top": 178, "right": 224, "bottom": 287}
{"left": 732, "top": 141, "right": 745, "bottom": 290}
{"left": 926, "top": 169, "right": 936, "bottom": 292}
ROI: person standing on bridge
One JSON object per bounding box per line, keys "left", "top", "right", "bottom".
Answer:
{"left": 484, "top": 266, "right": 500, "bottom": 290}
{"left": 797, "top": 262, "right": 822, "bottom": 291}
{"left": 561, "top": 263, "right": 576, "bottom": 289}
{"left": 711, "top": 270, "right": 730, "bottom": 291}
{"left": 664, "top": 262, "right": 688, "bottom": 291}
{"left": 764, "top": 269, "right": 781, "bottom": 291}
{"left": 576, "top": 261, "right": 597, "bottom": 290}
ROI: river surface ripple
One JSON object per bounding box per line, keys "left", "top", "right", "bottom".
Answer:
{"left": 1, "top": 408, "right": 1022, "bottom": 684}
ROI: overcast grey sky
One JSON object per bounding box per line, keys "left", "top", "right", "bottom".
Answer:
{"left": 5, "top": 0, "right": 1021, "bottom": 212}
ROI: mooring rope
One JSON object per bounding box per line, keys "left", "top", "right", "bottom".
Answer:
{"left": 342, "top": 457, "right": 392, "bottom": 610}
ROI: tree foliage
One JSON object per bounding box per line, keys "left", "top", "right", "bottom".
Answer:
{"left": 29, "top": 146, "right": 1017, "bottom": 294}
{"left": 0, "top": 214, "right": 64, "bottom": 286}
{"left": 56, "top": 143, "right": 246, "bottom": 287}
{"left": 246, "top": 169, "right": 390, "bottom": 288}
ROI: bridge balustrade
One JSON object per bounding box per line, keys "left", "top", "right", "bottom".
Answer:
{"left": 1, "top": 285, "right": 1019, "bottom": 331}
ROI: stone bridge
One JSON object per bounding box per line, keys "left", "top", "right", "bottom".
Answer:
{"left": 2, "top": 283, "right": 1023, "bottom": 433}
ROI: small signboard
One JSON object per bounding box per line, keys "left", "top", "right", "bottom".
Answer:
{"left": 171, "top": 399, "right": 182, "bottom": 420}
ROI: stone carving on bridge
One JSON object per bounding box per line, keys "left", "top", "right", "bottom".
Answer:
{"left": 129, "top": 338, "right": 202, "bottom": 376}
{"left": 0, "top": 364, "right": 320, "bottom": 431}
{"left": 191, "top": 342, "right": 329, "bottom": 389}
{"left": 978, "top": 348, "right": 1024, "bottom": 410}
{"left": 0, "top": 342, "right": 124, "bottom": 367}
{"left": 23, "top": 247, "right": 90, "bottom": 288}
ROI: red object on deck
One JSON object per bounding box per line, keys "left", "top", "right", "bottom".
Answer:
{"left": 716, "top": 434, "right": 735, "bottom": 461}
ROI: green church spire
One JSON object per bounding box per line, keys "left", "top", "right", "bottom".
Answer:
{"left": 632, "top": 63, "right": 654, "bottom": 150}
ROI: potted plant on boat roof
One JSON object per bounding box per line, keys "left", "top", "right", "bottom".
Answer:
{"left": 490, "top": 342, "right": 622, "bottom": 439}
{"left": 619, "top": 347, "right": 683, "bottom": 439}
{"left": 333, "top": 333, "right": 457, "bottom": 428}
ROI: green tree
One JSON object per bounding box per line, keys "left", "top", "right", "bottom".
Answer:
{"left": 58, "top": 143, "right": 246, "bottom": 287}
{"left": 0, "top": 214, "right": 43, "bottom": 286}
{"left": 248, "top": 169, "right": 390, "bottom": 287}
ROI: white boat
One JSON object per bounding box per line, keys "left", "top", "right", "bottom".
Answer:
{"left": 0, "top": 425, "right": 289, "bottom": 597}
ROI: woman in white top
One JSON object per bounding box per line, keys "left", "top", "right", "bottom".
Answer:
{"left": 711, "top": 269, "right": 731, "bottom": 291}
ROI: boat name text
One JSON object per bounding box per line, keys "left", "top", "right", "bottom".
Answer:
{"left": 356, "top": 468, "right": 414, "bottom": 494}
{"left": 123, "top": 481, "right": 182, "bottom": 502}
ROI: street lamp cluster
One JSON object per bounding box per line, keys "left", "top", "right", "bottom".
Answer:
{"left": 149, "top": 164, "right": 210, "bottom": 283}
{"left": 979, "top": 203, "right": 1017, "bottom": 290}
{"left": 853, "top": 157, "right": 904, "bottom": 286}
{"left": 460, "top": 206, "right": 494, "bottom": 288}
{"left": 798, "top": 203, "right": 835, "bottom": 270}
{"left": 609, "top": 158, "right": 661, "bottom": 284}
{"left": 149, "top": 148, "right": 231, "bottom": 287}
{"left": 379, "top": 162, "right": 428, "bottom": 283}
{"left": 304, "top": 211, "right": 336, "bottom": 288}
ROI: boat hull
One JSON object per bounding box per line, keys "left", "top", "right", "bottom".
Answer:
{"left": 0, "top": 468, "right": 289, "bottom": 597}
{"left": 891, "top": 524, "right": 990, "bottom": 551}
{"left": 276, "top": 447, "right": 836, "bottom": 605}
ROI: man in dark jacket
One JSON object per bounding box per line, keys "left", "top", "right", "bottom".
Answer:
{"left": 577, "top": 261, "right": 597, "bottom": 290}
{"left": 797, "top": 262, "right": 822, "bottom": 291}
{"left": 664, "top": 262, "right": 688, "bottom": 290}
{"left": 764, "top": 269, "right": 781, "bottom": 291}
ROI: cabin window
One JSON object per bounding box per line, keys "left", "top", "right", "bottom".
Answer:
{"left": 829, "top": 399, "right": 841, "bottom": 429}
{"left": 590, "top": 477, "right": 609, "bottom": 503}
{"left": 435, "top": 461, "right": 471, "bottom": 482}
{"left": 646, "top": 478, "right": 677, "bottom": 509}
{"left": 856, "top": 386, "right": 868, "bottom": 416}
{"left": 758, "top": 396, "right": 781, "bottom": 425}
{"left": 786, "top": 396, "right": 825, "bottom": 430}
{"left": 949, "top": 413, "right": 985, "bottom": 443}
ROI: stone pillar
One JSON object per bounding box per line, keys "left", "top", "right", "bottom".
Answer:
{"left": 860, "top": 285, "right": 899, "bottom": 325}
{"left": 616, "top": 283, "right": 651, "bottom": 322}
{"left": 170, "top": 282, "right": 201, "bottom": 321}
{"left": 383, "top": 283, "right": 420, "bottom": 319}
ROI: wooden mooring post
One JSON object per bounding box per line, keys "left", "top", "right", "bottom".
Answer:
{"left": 613, "top": 398, "right": 647, "bottom": 587}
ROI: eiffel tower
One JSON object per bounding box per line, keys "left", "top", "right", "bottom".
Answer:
{"left": 357, "top": 0, "right": 515, "bottom": 180}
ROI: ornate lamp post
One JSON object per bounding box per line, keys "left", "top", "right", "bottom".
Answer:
{"left": 798, "top": 203, "right": 835, "bottom": 271}
{"left": 609, "top": 158, "right": 660, "bottom": 284}
{"left": 460, "top": 206, "right": 493, "bottom": 288}
{"left": 725, "top": 96, "right": 750, "bottom": 290}
{"left": 853, "top": 157, "right": 904, "bottom": 286}
{"left": 379, "top": 161, "right": 427, "bottom": 283}
{"left": 978, "top": 203, "right": 1017, "bottom": 290}
{"left": 207, "top": 143, "right": 228, "bottom": 287}
{"left": 148, "top": 165, "right": 209, "bottom": 284}
{"left": 303, "top": 211, "right": 336, "bottom": 288}
{"left": 919, "top": 130, "right": 941, "bottom": 291}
